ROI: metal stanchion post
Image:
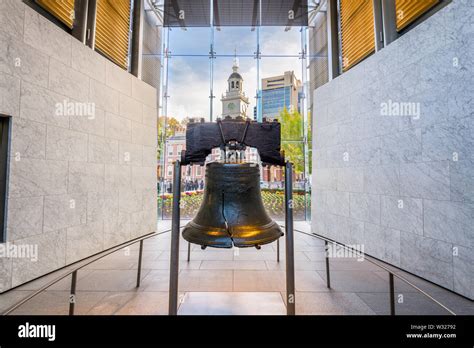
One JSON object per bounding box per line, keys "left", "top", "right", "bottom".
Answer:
{"left": 277, "top": 239, "right": 280, "bottom": 263}
{"left": 168, "top": 160, "right": 181, "bottom": 315}
{"left": 284, "top": 161, "right": 295, "bottom": 315}
{"left": 69, "top": 271, "right": 77, "bottom": 316}
{"left": 136, "top": 240, "right": 143, "bottom": 287}
{"left": 325, "top": 240, "right": 331, "bottom": 288}
{"left": 389, "top": 272, "right": 395, "bottom": 315}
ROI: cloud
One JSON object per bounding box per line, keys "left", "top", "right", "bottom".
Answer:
{"left": 164, "top": 27, "right": 303, "bottom": 121}
{"left": 167, "top": 57, "right": 210, "bottom": 118}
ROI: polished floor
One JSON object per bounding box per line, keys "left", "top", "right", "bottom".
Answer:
{"left": 0, "top": 221, "right": 472, "bottom": 315}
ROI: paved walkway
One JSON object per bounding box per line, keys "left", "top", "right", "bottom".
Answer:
{"left": 1, "top": 221, "right": 472, "bottom": 315}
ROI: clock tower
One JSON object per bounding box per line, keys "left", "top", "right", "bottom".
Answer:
{"left": 221, "top": 57, "right": 249, "bottom": 119}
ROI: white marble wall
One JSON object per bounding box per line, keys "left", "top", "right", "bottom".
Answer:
{"left": 312, "top": 0, "right": 473, "bottom": 299}
{"left": 0, "top": 0, "right": 157, "bottom": 292}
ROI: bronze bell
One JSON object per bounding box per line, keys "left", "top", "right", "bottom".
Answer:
{"left": 182, "top": 162, "right": 283, "bottom": 248}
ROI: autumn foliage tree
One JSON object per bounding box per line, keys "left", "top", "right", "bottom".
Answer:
{"left": 157, "top": 116, "right": 182, "bottom": 161}
{"left": 279, "top": 107, "right": 305, "bottom": 173}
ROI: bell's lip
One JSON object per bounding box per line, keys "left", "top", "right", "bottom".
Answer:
{"left": 232, "top": 232, "right": 284, "bottom": 248}
{"left": 231, "top": 221, "right": 283, "bottom": 248}
{"left": 182, "top": 221, "right": 232, "bottom": 248}
{"left": 182, "top": 220, "right": 283, "bottom": 249}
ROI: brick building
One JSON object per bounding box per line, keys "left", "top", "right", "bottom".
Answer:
{"left": 163, "top": 127, "right": 205, "bottom": 192}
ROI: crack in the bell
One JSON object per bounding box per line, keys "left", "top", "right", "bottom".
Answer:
{"left": 221, "top": 190, "right": 235, "bottom": 245}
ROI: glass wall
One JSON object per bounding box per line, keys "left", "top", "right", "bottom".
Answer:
{"left": 156, "top": 1, "right": 314, "bottom": 221}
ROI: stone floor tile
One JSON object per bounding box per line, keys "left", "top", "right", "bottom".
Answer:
{"left": 265, "top": 260, "right": 327, "bottom": 271}
{"left": 139, "top": 270, "right": 170, "bottom": 292}
{"left": 0, "top": 290, "right": 34, "bottom": 313}
{"left": 178, "top": 292, "right": 286, "bottom": 315}
{"left": 178, "top": 270, "right": 233, "bottom": 292}
{"left": 114, "top": 292, "right": 170, "bottom": 315}
{"left": 10, "top": 291, "right": 106, "bottom": 315}
{"left": 233, "top": 270, "right": 286, "bottom": 292}
{"left": 76, "top": 270, "right": 150, "bottom": 292}
{"left": 317, "top": 270, "right": 390, "bottom": 293}
{"left": 292, "top": 291, "right": 376, "bottom": 315}
{"left": 200, "top": 260, "right": 267, "bottom": 270}
{"left": 295, "top": 271, "right": 330, "bottom": 292}
{"left": 356, "top": 292, "right": 451, "bottom": 315}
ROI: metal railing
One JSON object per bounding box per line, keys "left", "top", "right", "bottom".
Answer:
{"left": 2, "top": 229, "right": 172, "bottom": 316}
{"left": 2, "top": 225, "right": 456, "bottom": 316}
{"left": 289, "top": 227, "right": 456, "bottom": 315}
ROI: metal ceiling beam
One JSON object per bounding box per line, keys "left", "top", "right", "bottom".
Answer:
{"left": 308, "top": 0, "right": 326, "bottom": 26}
{"left": 213, "top": 0, "right": 221, "bottom": 30}
{"left": 251, "top": 0, "right": 259, "bottom": 30}
{"left": 146, "top": 0, "right": 164, "bottom": 25}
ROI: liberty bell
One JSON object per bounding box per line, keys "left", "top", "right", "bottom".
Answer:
{"left": 180, "top": 117, "right": 285, "bottom": 249}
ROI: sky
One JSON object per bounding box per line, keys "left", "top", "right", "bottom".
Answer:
{"left": 164, "top": 26, "right": 304, "bottom": 121}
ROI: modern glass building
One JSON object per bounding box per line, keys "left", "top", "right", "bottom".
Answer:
{"left": 262, "top": 87, "right": 292, "bottom": 119}
{"left": 260, "top": 71, "right": 302, "bottom": 119}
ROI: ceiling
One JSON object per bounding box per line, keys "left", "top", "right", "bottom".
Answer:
{"left": 162, "top": 0, "right": 309, "bottom": 27}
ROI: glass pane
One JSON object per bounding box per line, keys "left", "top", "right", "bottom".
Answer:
{"left": 168, "top": 27, "right": 211, "bottom": 55}
{"left": 157, "top": 17, "right": 311, "bottom": 222}
{"left": 261, "top": 143, "right": 306, "bottom": 221}
{"left": 260, "top": 56, "right": 306, "bottom": 221}
{"left": 212, "top": 56, "right": 257, "bottom": 121}
{"left": 213, "top": 26, "right": 257, "bottom": 56}
{"left": 160, "top": 177, "right": 204, "bottom": 219}
{"left": 167, "top": 56, "right": 210, "bottom": 119}
{"left": 260, "top": 57, "right": 303, "bottom": 121}
{"left": 158, "top": 55, "right": 210, "bottom": 219}
{"left": 260, "top": 26, "right": 301, "bottom": 57}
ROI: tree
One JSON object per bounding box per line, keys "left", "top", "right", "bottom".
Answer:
{"left": 307, "top": 111, "right": 312, "bottom": 175}
{"left": 157, "top": 116, "right": 182, "bottom": 161}
{"left": 279, "top": 107, "right": 304, "bottom": 173}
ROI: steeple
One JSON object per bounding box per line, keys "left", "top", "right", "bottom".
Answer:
{"left": 232, "top": 48, "right": 239, "bottom": 72}
{"left": 221, "top": 53, "right": 249, "bottom": 119}
{"left": 227, "top": 49, "right": 243, "bottom": 93}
